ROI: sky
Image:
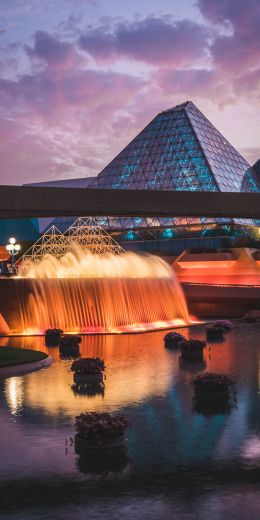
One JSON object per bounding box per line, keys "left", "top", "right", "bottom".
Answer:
{"left": 0, "top": 0, "right": 259, "bottom": 185}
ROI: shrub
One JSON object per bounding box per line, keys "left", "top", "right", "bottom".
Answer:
{"left": 212, "top": 320, "right": 233, "bottom": 331}
{"left": 45, "top": 328, "right": 63, "bottom": 337}
{"left": 61, "top": 335, "right": 82, "bottom": 347}
{"left": 75, "top": 412, "right": 131, "bottom": 440}
{"left": 206, "top": 326, "right": 225, "bottom": 341}
{"left": 71, "top": 358, "right": 105, "bottom": 375}
{"left": 45, "top": 328, "right": 63, "bottom": 345}
{"left": 191, "top": 372, "right": 234, "bottom": 393}
{"left": 181, "top": 339, "right": 206, "bottom": 353}
{"left": 164, "top": 331, "right": 186, "bottom": 349}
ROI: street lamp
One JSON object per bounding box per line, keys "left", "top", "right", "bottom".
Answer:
{"left": 6, "top": 237, "right": 21, "bottom": 274}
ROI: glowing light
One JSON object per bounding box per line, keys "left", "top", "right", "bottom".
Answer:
{"left": 16, "top": 249, "right": 190, "bottom": 334}
{"left": 161, "top": 228, "right": 174, "bottom": 239}
{"left": 5, "top": 377, "right": 24, "bottom": 415}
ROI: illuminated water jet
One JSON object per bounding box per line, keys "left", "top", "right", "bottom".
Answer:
{"left": 16, "top": 249, "right": 189, "bottom": 335}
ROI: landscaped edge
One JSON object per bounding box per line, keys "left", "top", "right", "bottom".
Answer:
{"left": 0, "top": 355, "right": 53, "bottom": 378}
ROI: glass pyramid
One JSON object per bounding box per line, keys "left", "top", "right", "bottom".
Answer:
{"left": 89, "top": 101, "right": 259, "bottom": 193}
{"left": 49, "top": 101, "right": 259, "bottom": 236}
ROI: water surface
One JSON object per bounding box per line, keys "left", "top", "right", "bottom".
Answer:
{"left": 0, "top": 324, "right": 260, "bottom": 519}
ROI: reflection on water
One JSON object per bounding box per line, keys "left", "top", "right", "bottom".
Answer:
{"left": 0, "top": 324, "right": 260, "bottom": 519}
{"left": 5, "top": 377, "right": 24, "bottom": 416}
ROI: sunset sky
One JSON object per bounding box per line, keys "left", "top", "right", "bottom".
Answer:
{"left": 0, "top": 0, "right": 259, "bottom": 184}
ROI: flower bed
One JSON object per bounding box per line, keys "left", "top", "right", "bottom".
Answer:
{"left": 45, "top": 328, "right": 63, "bottom": 346}
{"left": 180, "top": 339, "right": 206, "bottom": 360}
{"left": 164, "top": 331, "right": 186, "bottom": 349}
{"left": 206, "top": 326, "right": 225, "bottom": 341}
{"left": 191, "top": 372, "right": 235, "bottom": 400}
{"left": 212, "top": 320, "right": 233, "bottom": 331}
{"left": 59, "top": 335, "right": 82, "bottom": 358}
{"left": 74, "top": 412, "right": 131, "bottom": 452}
{"left": 61, "top": 335, "right": 82, "bottom": 347}
{"left": 71, "top": 357, "right": 105, "bottom": 383}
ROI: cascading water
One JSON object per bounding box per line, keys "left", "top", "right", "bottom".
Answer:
{"left": 15, "top": 249, "right": 190, "bottom": 334}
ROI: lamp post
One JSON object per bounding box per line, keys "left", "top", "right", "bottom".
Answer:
{"left": 6, "top": 237, "right": 21, "bottom": 274}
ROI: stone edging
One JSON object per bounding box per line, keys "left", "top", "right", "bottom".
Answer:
{"left": 0, "top": 355, "right": 53, "bottom": 378}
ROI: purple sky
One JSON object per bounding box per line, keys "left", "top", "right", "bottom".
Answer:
{"left": 0, "top": 0, "right": 259, "bottom": 184}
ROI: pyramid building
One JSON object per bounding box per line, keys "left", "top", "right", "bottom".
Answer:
{"left": 89, "top": 101, "right": 259, "bottom": 193}
{"left": 49, "top": 101, "right": 259, "bottom": 248}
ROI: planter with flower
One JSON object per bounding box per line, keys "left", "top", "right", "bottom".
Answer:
{"left": 164, "top": 331, "right": 186, "bottom": 349}
{"left": 59, "top": 335, "right": 82, "bottom": 357}
{"left": 45, "top": 328, "right": 63, "bottom": 346}
{"left": 74, "top": 412, "right": 131, "bottom": 452}
{"left": 180, "top": 338, "right": 206, "bottom": 361}
{"left": 191, "top": 372, "right": 235, "bottom": 401}
{"left": 212, "top": 320, "right": 233, "bottom": 331}
{"left": 206, "top": 326, "right": 225, "bottom": 342}
{"left": 71, "top": 357, "right": 105, "bottom": 383}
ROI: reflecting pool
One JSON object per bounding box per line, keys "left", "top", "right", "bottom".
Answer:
{"left": 0, "top": 323, "right": 260, "bottom": 519}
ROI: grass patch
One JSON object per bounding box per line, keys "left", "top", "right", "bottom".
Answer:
{"left": 0, "top": 347, "right": 48, "bottom": 368}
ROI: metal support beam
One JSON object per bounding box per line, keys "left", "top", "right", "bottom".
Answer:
{"left": 0, "top": 185, "right": 260, "bottom": 219}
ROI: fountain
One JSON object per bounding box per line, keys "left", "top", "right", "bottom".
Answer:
{"left": 0, "top": 248, "right": 190, "bottom": 335}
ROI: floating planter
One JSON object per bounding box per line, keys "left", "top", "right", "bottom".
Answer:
{"left": 180, "top": 339, "right": 206, "bottom": 361}
{"left": 164, "top": 331, "right": 186, "bottom": 349}
{"left": 74, "top": 412, "right": 131, "bottom": 454}
{"left": 59, "top": 335, "right": 81, "bottom": 358}
{"left": 45, "top": 328, "right": 63, "bottom": 346}
{"left": 61, "top": 335, "right": 82, "bottom": 346}
{"left": 71, "top": 357, "right": 105, "bottom": 383}
{"left": 206, "top": 326, "right": 225, "bottom": 342}
{"left": 191, "top": 372, "right": 235, "bottom": 402}
{"left": 212, "top": 320, "right": 233, "bottom": 331}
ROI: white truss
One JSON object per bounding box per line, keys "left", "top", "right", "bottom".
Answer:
{"left": 19, "top": 225, "right": 72, "bottom": 264}
{"left": 65, "top": 217, "right": 124, "bottom": 255}
{"left": 18, "top": 218, "right": 124, "bottom": 265}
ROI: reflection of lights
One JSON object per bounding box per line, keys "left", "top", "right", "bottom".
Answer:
{"left": 242, "top": 436, "right": 260, "bottom": 459}
{"left": 5, "top": 377, "right": 24, "bottom": 415}
{"left": 24, "top": 337, "right": 177, "bottom": 414}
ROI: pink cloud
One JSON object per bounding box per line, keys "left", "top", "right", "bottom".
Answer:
{"left": 79, "top": 17, "right": 210, "bottom": 67}
{"left": 0, "top": 41, "right": 147, "bottom": 183}
{"left": 197, "top": 0, "right": 260, "bottom": 74}
{"left": 0, "top": 64, "right": 144, "bottom": 123}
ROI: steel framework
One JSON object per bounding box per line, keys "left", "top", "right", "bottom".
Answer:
{"left": 20, "top": 225, "right": 70, "bottom": 263}
{"left": 19, "top": 218, "right": 124, "bottom": 264}
{"left": 65, "top": 217, "right": 124, "bottom": 255}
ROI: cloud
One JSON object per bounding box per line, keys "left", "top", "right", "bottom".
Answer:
{"left": 0, "top": 45, "right": 146, "bottom": 183}
{"left": 197, "top": 0, "right": 259, "bottom": 31}
{"left": 0, "top": 65, "right": 144, "bottom": 122}
{"left": 197, "top": 0, "right": 260, "bottom": 73}
{"left": 26, "top": 30, "right": 80, "bottom": 69}
{"left": 79, "top": 16, "right": 211, "bottom": 67}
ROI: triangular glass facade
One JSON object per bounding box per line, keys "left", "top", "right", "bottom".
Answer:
{"left": 89, "top": 101, "right": 260, "bottom": 194}
{"left": 49, "top": 101, "right": 259, "bottom": 237}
